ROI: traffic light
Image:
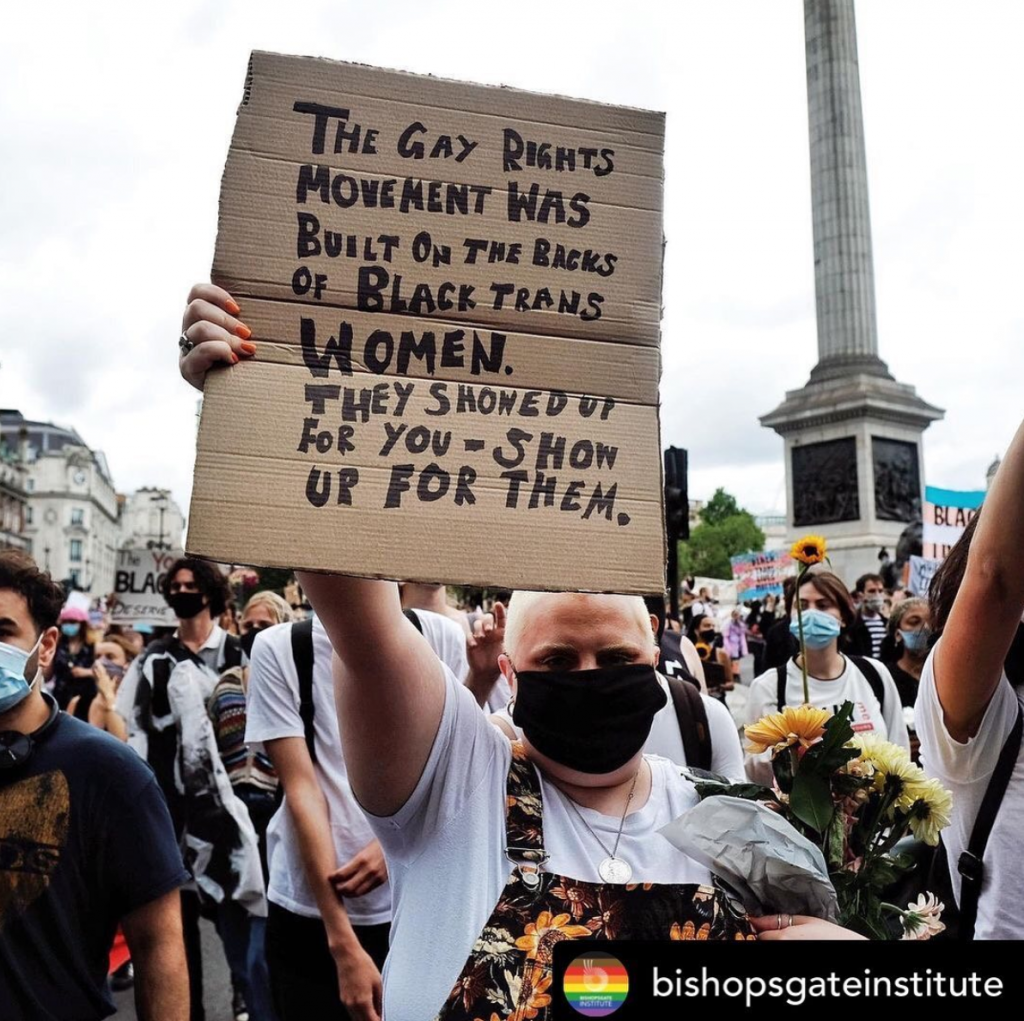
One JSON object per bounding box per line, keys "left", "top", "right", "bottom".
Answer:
{"left": 664, "top": 447, "right": 688, "bottom": 621}
{"left": 664, "top": 446, "right": 689, "bottom": 544}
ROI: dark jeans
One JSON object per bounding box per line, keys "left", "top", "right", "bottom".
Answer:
{"left": 265, "top": 903, "right": 390, "bottom": 1021}
{"left": 181, "top": 889, "right": 205, "bottom": 1021}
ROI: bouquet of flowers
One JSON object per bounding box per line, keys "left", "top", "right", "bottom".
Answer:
{"left": 718, "top": 701, "right": 952, "bottom": 939}
{"left": 696, "top": 535, "right": 953, "bottom": 939}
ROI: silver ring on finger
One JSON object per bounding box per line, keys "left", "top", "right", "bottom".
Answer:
{"left": 179, "top": 331, "right": 194, "bottom": 356}
{"left": 776, "top": 913, "right": 783, "bottom": 931}
{"left": 786, "top": 914, "right": 794, "bottom": 929}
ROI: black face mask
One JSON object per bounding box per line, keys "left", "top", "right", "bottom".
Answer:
{"left": 239, "top": 626, "right": 266, "bottom": 659}
{"left": 168, "top": 592, "right": 207, "bottom": 621}
{"left": 511, "top": 662, "right": 667, "bottom": 775}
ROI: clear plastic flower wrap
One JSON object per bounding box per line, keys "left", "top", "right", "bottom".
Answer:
{"left": 659, "top": 795, "right": 839, "bottom": 922}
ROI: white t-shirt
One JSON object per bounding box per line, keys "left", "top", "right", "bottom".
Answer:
{"left": 245, "top": 618, "right": 391, "bottom": 925}
{"left": 744, "top": 656, "right": 909, "bottom": 785}
{"left": 370, "top": 670, "right": 710, "bottom": 1021}
{"left": 915, "top": 645, "right": 1024, "bottom": 939}
{"left": 411, "top": 607, "right": 469, "bottom": 681}
{"left": 493, "top": 673, "right": 746, "bottom": 781}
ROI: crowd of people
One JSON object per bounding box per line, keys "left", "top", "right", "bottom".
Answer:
{"left": 0, "top": 282, "right": 1020, "bottom": 1021}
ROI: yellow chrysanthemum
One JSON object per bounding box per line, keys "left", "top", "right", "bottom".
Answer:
{"left": 790, "top": 534, "right": 827, "bottom": 566}
{"left": 745, "top": 704, "right": 832, "bottom": 755}
{"left": 906, "top": 778, "right": 954, "bottom": 846}
{"left": 850, "top": 734, "right": 912, "bottom": 778}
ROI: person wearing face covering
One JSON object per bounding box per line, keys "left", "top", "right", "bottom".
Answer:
{"left": 853, "top": 573, "right": 888, "bottom": 657}
{"left": 177, "top": 283, "right": 865, "bottom": 1020}
{"left": 114, "top": 557, "right": 243, "bottom": 1021}
{"left": 293, "top": 579, "right": 865, "bottom": 1020}
{"left": 0, "top": 550, "right": 190, "bottom": 1021}
{"left": 743, "top": 571, "right": 909, "bottom": 785}
{"left": 916, "top": 415, "right": 1024, "bottom": 940}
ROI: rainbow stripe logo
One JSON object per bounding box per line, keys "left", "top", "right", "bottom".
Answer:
{"left": 563, "top": 953, "right": 629, "bottom": 1017}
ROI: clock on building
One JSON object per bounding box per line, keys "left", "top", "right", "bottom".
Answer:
{"left": 73, "top": 469, "right": 87, "bottom": 486}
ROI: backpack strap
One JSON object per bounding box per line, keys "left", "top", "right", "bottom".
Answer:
{"left": 403, "top": 608, "right": 424, "bottom": 633}
{"left": 221, "top": 633, "right": 243, "bottom": 671}
{"left": 289, "top": 619, "right": 317, "bottom": 764}
{"left": 667, "top": 675, "right": 712, "bottom": 771}
{"left": 957, "top": 701, "right": 1024, "bottom": 940}
{"left": 849, "top": 656, "right": 885, "bottom": 715}
{"left": 776, "top": 663, "right": 788, "bottom": 712}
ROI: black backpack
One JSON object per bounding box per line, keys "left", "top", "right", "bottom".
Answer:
{"left": 665, "top": 675, "right": 712, "bottom": 771}
{"left": 776, "top": 655, "right": 886, "bottom": 714}
{"left": 289, "top": 610, "right": 424, "bottom": 764}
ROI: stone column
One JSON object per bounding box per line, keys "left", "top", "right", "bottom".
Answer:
{"left": 805, "top": 0, "right": 888, "bottom": 381}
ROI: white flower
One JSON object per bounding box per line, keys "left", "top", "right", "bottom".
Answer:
{"left": 900, "top": 892, "right": 945, "bottom": 940}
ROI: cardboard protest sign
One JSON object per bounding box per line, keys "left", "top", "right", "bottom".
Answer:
{"left": 109, "top": 549, "right": 182, "bottom": 627}
{"left": 187, "top": 52, "right": 665, "bottom": 594}
{"left": 922, "top": 486, "right": 984, "bottom": 560}
{"left": 730, "top": 550, "right": 795, "bottom": 602}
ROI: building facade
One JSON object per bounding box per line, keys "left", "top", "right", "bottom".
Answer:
{"left": 1, "top": 411, "right": 120, "bottom": 592}
{"left": 0, "top": 428, "right": 30, "bottom": 552}
{"left": 119, "top": 487, "right": 186, "bottom": 551}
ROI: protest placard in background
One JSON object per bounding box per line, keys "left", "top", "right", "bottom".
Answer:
{"left": 109, "top": 548, "right": 182, "bottom": 626}
{"left": 922, "top": 486, "right": 984, "bottom": 560}
{"left": 907, "top": 554, "right": 942, "bottom": 597}
{"left": 186, "top": 52, "right": 665, "bottom": 594}
{"left": 730, "top": 550, "right": 795, "bottom": 601}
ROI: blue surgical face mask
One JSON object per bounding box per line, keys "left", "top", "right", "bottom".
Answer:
{"left": 0, "top": 633, "right": 44, "bottom": 714}
{"left": 901, "top": 628, "right": 931, "bottom": 653}
{"left": 60, "top": 623, "right": 80, "bottom": 638}
{"left": 790, "top": 609, "right": 842, "bottom": 650}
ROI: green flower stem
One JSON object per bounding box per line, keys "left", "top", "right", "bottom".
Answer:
{"left": 796, "top": 566, "right": 810, "bottom": 704}
{"left": 881, "top": 902, "right": 907, "bottom": 918}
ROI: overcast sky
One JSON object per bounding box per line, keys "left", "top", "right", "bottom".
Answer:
{"left": 2, "top": 0, "right": 1021, "bottom": 525}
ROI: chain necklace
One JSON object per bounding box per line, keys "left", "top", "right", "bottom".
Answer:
{"left": 565, "top": 768, "right": 640, "bottom": 884}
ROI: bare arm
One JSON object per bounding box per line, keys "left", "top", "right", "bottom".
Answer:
{"left": 266, "top": 737, "right": 382, "bottom": 1021}
{"left": 297, "top": 574, "right": 445, "bottom": 816}
{"left": 91, "top": 662, "right": 127, "bottom": 740}
{"left": 122, "top": 890, "right": 189, "bottom": 1021}
{"left": 935, "top": 416, "right": 1024, "bottom": 740}
{"left": 679, "top": 636, "right": 709, "bottom": 695}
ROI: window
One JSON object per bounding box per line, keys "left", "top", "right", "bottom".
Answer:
{"left": 68, "top": 569, "right": 80, "bottom": 587}
{"left": 26, "top": 478, "right": 34, "bottom": 492}
{"left": 71, "top": 507, "right": 84, "bottom": 526}
{"left": 25, "top": 507, "right": 33, "bottom": 525}
{"left": 69, "top": 539, "right": 83, "bottom": 562}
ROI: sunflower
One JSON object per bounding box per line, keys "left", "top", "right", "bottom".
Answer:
{"left": 906, "top": 778, "right": 954, "bottom": 846}
{"left": 790, "top": 534, "right": 827, "bottom": 566}
{"left": 744, "top": 704, "right": 832, "bottom": 755}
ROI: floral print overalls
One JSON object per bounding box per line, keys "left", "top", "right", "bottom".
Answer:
{"left": 435, "top": 743, "right": 754, "bottom": 1021}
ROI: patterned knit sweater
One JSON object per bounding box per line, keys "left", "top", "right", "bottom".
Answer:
{"left": 208, "top": 668, "right": 279, "bottom": 794}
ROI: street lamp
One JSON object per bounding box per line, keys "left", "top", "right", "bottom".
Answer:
{"left": 44, "top": 546, "right": 50, "bottom": 572}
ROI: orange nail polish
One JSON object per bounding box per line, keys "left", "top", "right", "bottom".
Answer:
{"left": 235, "top": 323, "right": 252, "bottom": 340}
{"left": 230, "top": 353, "right": 240, "bottom": 365}
{"left": 240, "top": 341, "right": 257, "bottom": 355}
{"left": 225, "top": 298, "right": 241, "bottom": 315}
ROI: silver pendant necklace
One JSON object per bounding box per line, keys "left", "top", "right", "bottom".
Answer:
{"left": 566, "top": 768, "right": 640, "bottom": 885}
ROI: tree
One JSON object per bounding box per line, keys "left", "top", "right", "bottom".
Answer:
{"left": 678, "top": 489, "right": 765, "bottom": 579}
{"left": 700, "top": 488, "right": 743, "bottom": 526}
